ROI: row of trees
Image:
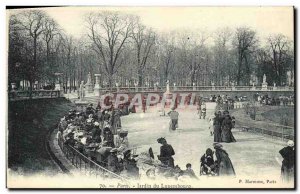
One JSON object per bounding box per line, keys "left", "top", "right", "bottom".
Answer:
{"left": 8, "top": 10, "right": 294, "bottom": 92}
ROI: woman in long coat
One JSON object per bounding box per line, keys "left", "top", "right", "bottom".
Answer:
{"left": 213, "top": 114, "right": 222, "bottom": 142}
{"left": 214, "top": 143, "right": 235, "bottom": 176}
{"left": 279, "top": 140, "right": 294, "bottom": 182}
{"left": 221, "top": 115, "right": 236, "bottom": 143}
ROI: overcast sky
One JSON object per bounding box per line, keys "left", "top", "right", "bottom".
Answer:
{"left": 9, "top": 6, "right": 294, "bottom": 42}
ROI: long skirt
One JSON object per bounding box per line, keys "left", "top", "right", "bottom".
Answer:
{"left": 221, "top": 127, "right": 236, "bottom": 143}
{"left": 281, "top": 165, "right": 294, "bottom": 183}
{"left": 214, "top": 125, "right": 222, "bottom": 142}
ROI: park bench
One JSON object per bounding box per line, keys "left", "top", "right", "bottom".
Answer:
{"left": 240, "top": 126, "right": 250, "bottom": 132}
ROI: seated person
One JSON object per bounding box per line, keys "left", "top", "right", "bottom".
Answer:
{"left": 64, "top": 133, "right": 76, "bottom": 147}
{"left": 183, "top": 163, "right": 198, "bottom": 179}
{"left": 91, "top": 122, "right": 102, "bottom": 143}
{"left": 200, "top": 148, "right": 217, "bottom": 176}
{"left": 103, "top": 127, "right": 115, "bottom": 148}
{"left": 115, "top": 130, "right": 129, "bottom": 152}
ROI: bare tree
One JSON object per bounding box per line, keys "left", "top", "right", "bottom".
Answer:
{"left": 213, "top": 28, "right": 232, "bottom": 85}
{"left": 158, "top": 35, "right": 176, "bottom": 83}
{"left": 17, "top": 10, "right": 47, "bottom": 95}
{"left": 233, "top": 27, "right": 258, "bottom": 85}
{"left": 86, "top": 11, "right": 134, "bottom": 87}
{"left": 267, "top": 34, "right": 292, "bottom": 85}
{"left": 42, "top": 18, "right": 60, "bottom": 83}
{"left": 132, "top": 21, "right": 156, "bottom": 86}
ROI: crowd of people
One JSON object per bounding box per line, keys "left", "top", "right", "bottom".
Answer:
{"left": 56, "top": 93, "right": 294, "bottom": 183}
{"left": 57, "top": 103, "right": 140, "bottom": 178}
{"left": 137, "top": 138, "right": 236, "bottom": 181}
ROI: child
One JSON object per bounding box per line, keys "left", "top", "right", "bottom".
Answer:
{"left": 183, "top": 163, "right": 198, "bottom": 179}
{"left": 200, "top": 148, "right": 217, "bottom": 176}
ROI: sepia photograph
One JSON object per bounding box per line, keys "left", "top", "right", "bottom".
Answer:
{"left": 6, "top": 6, "right": 295, "bottom": 189}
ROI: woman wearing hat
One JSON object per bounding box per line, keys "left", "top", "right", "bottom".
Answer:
{"left": 221, "top": 115, "right": 236, "bottom": 143}
{"left": 157, "top": 137, "right": 175, "bottom": 168}
{"left": 213, "top": 143, "right": 235, "bottom": 176}
{"left": 279, "top": 140, "right": 294, "bottom": 182}
{"left": 213, "top": 112, "right": 222, "bottom": 142}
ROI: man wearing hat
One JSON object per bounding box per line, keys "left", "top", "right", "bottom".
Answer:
{"left": 86, "top": 103, "right": 95, "bottom": 115}
{"left": 167, "top": 107, "right": 179, "bottom": 131}
{"left": 279, "top": 140, "right": 295, "bottom": 182}
{"left": 107, "top": 148, "right": 121, "bottom": 173}
{"left": 91, "top": 122, "right": 102, "bottom": 143}
{"left": 157, "top": 137, "right": 175, "bottom": 168}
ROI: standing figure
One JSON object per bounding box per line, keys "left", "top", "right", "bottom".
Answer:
{"left": 157, "top": 137, "right": 175, "bottom": 168}
{"left": 221, "top": 115, "right": 236, "bottom": 143}
{"left": 279, "top": 140, "right": 295, "bottom": 183}
{"left": 103, "top": 127, "right": 115, "bottom": 148}
{"left": 213, "top": 113, "right": 222, "bottom": 142}
{"left": 91, "top": 122, "right": 102, "bottom": 143}
{"left": 213, "top": 143, "right": 235, "bottom": 176}
{"left": 168, "top": 107, "right": 179, "bottom": 131}
{"left": 201, "top": 103, "right": 206, "bottom": 119}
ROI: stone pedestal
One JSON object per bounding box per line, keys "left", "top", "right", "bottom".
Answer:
{"left": 54, "top": 73, "right": 63, "bottom": 96}
{"left": 192, "top": 83, "right": 196, "bottom": 91}
{"left": 211, "top": 83, "right": 215, "bottom": 90}
{"left": 173, "top": 83, "right": 177, "bottom": 91}
{"left": 75, "top": 100, "right": 89, "bottom": 112}
{"left": 85, "top": 72, "right": 93, "bottom": 93}
{"left": 134, "top": 83, "right": 138, "bottom": 92}
{"left": 116, "top": 83, "right": 120, "bottom": 92}
{"left": 94, "top": 74, "right": 101, "bottom": 96}
{"left": 154, "top": 84, "right": 158, "bottom": 91}
{"left": 261, "top": 82, "right": 268, "bottom": 91}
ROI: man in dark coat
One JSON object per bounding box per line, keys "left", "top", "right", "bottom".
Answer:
{"left": 107, "top": 148, "right": 121, "bottom": 173}
{"left": 213, "top": 143, "right": 235, "bottom": 176}
{"left": 91, "top": 122, "right": 102, "bottom": 143}
{"left": 157, "top": 137, "right": 175, "bottom": 168}
{"left": 103, "top": 127, "right": 115, "bottom": 147}
{"left": 279, "top": 140, "right": 294, "bottom": 182}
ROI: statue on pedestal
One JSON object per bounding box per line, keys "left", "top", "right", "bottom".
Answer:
{"left": 263, "top": 74, "right": 267, "bottom": 83}
{"left": 134, "top": 81, "right": 138, "bottom": 92}
{"left": 261, "top": 74, "right": 268, "bottom": 91}
{"left": 79, "top": 81, "right": 85, "bottom": 101}
{"left": 173, "top": 83, "right": 177, "bottom": 91}
{"left": 94, "top": 74, "right": 101, "bottom": 96}
{"left": 166, "top": 80, "right": 170, "bottom": 93}
{"left": 85, "top": 72, "right": 93, "bottom": 93}
{"left": 116, "top": 82, "right": 119, "bottom": 92}
{"left": 211, "top": 81, "right": 215, "bottom": 90}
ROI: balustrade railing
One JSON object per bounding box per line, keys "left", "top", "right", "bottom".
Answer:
{"left": 8, "top": 90, "right": 61, "bottom": 100}
{"left": 57, "top": 135, "right": 129, "bottom": 182}
{"left": 96, "top": 86, "right": 294, "bottom": 93}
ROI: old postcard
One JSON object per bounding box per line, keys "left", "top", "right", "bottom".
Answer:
{"left": 6, "top": 6, "right": 295, "bottom": 189}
